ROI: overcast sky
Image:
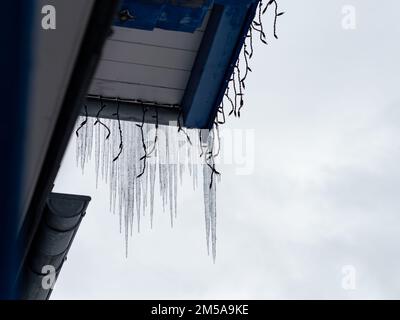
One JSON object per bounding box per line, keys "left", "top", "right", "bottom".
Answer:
{"left": 52, "top": 0, "right": 400, "bottom": 299}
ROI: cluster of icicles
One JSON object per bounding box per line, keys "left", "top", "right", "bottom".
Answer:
{"left": 75, "top": 116, "right": 219, "bottom": 261}
{"left": 74, "top": 1, "right": 284, "bottom": 263}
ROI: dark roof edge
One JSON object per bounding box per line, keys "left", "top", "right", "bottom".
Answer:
{"left": 19, "top": 193, "right": 91, "bottom": 300}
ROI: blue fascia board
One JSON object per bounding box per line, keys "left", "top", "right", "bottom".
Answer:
{"left": 114, "top": 0, "right": 213, "bottom": 32}
{"left": 182, "top": 1, "right": 258, "bottom": 128}
{"left": 215, "top": 0, "right": 256, "bottom": 4}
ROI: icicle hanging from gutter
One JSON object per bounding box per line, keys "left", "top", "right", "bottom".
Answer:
{"left": 75, "top": 116, "right": 219, "bottom": 260}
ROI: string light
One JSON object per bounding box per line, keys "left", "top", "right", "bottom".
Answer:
{"left": 75, "top": 105, "right": 88, "bottom": 137}
{"left": 177, "top": 110, "right": 192, "bottom": 145}
{"left": 147, "top": 107, "right": 159, "bottom": 157}
{"left": 136, "top": 104, "right": 148, "bottom": 178}
{"left": 112, "top": 98, "right": 123, "bottom": 162}
{"left": 94, "top": 97, "right": 111, "bottom": 139}
{"left": 221, "top": 0, "right": 284, "bottom": 120}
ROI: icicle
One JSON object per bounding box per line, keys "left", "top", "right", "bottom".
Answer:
{"left": 76, "top": 114, "right": 219, "bottom": 262}
{"left": 203, "top": 164, "right": 211, "bottom": 256}
{"left": 135, "top": 167, "right": 141, "bottom": 232}
{"left": 149, "top": 161, "right": 156, "bottom": 228}
{"left": 201, "top": 130, "right": 218, "bottom": 262}
{"left": 72, "top": 0, "right": 282, "bottom": 261}
{"left": 95, "top": 121, "right": 100, "bottom": 187}
{"left": 140, "top": 123, "right": 150, "bottom": 216}
{"left": 173, "top": 164, "right": 178, "bottom": 219}
{"left": 209, "top": 165, "right": 217, "bottom": 263}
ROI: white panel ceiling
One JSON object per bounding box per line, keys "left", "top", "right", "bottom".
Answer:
{"left": 21, "top": 0, "right": 95, "bottom": 227}
{"left": 88, "top": 10, "right": 211, "bottom": 105}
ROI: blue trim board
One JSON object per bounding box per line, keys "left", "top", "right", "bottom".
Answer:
{"left": 182, "top": 0, "right": 259, "bottom": 128}
{"left": 114, "top": 0, "right": 213, "bottom": 32}
{"left": 207, "top": 1, "right": 259, "bottom": 128}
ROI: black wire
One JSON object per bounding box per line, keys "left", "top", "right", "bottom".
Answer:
{"left": 257, "top": 1, "right": 268, "bottom": 44}
{"left": 248, "top": 26, "right": 254, "bottom": 58}
{"left": 274, "top": 2, "right": 284, "bottom": 39}
{"left": 216, "top": 101, "right": 226, "bottom": 125}
{"left": 205, "top": 129, "right": 221, "bottom": 189}
{"left": 262, "top": 0, "right": 284, "bottom": 39}
{"left": 207, "top": 163, "right": 220, "bottom": 189}
{"left": 199, "top": 130, "right": 205, "bottom": 158}
{"left": 94, "top": 97, "right": 111, "bottom": 139}
{"left": 236, "top": 61, "right": 244, "bottom": 118}
{"left": 242, "top": 43, "right": 251, "bottom": 88}
{"left": 263, "top": 0, "right": 274, "bottom": 14}
{"left": 136, "top": 104, "right": 148, "bottom": 178}
{"left": 75, "top": 105, "right": 88, "bottom": 137}
{"left": 217, "top": 0, "right": 284, "bottom": 122}
{"left": 147, "top": 107, "right": 159, "bottom": 157}
{"left": 177, "top": 109, "right": 192, "bottom": 145}
{"left": 225, "top": 85, "right": 235, "bottom": 117}
{"left": 273, "top": 0, "right": 279, "bottom": 39}
{"left": 231, "top": 69, "right": 238, "bottom": 117}
{"left": 213, "top": 123, "right": 221, "bottom": 158}
{"left": 112, "top": 98, "right": 123, "bottom": 162}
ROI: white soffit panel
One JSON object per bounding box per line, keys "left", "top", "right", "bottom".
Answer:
{"left": 21, "top": 0, "right": 95, "bottom": 226}
{"left": 88, "top": 10, "right": 211, "bottom": 105}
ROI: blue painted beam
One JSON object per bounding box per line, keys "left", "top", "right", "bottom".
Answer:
{"left": 181, "top": 1, "right": 258, "bottom": 128}
{"left": 114, "top": 0, "right": 212, "bottom": 32}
